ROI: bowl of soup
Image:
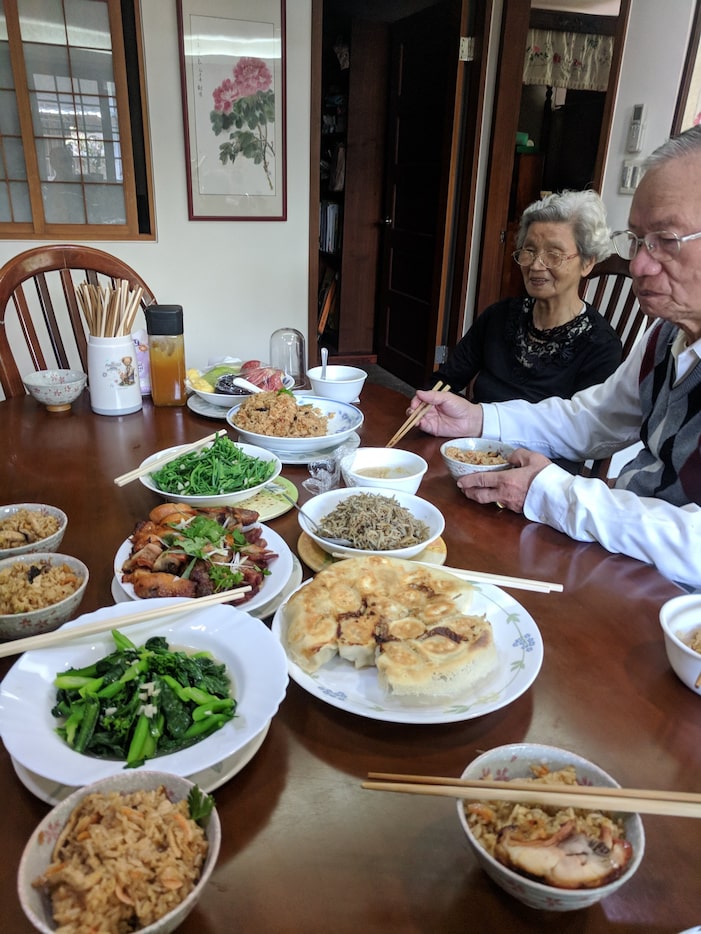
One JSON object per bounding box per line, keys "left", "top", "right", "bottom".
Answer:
{"left": 340, "top": 447, "right": 428, "bottom": 494}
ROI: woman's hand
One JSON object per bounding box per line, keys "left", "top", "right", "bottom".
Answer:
{"left": 456, "top": 448, "right": 551, "bottom": 512}
{"left": 409, "top": 389, "right": 484, "bottom": 438}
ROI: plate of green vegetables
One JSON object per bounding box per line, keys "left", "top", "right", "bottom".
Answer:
{"left": 0, "top": 599, "right": 288, "bottom": 785}
{"left": 138, "top": 435, "right": 282, "bottom": 507}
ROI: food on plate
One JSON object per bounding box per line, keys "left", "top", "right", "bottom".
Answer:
{"left": 0, "top": 559, "right": 83, "bottom": 614}
{"left": 149, "top": 434, "right": 278, "bottom": 496}
{"left": 216, "top": 366, "right": 286, "bottom": 394}
{"left": 284, "top": 555, "right": 497, "bottom": 696}
{"left": 445, "top": 445, "right": 508, "bottom": 466}
{"left": 0, "top": 508, "right": 60, "bottom": 549}
{"left": 232, "top": 390, "right": 329, "bottom": 438}
{"left": 464, "top": 765, "right": 633, "bottom": 889}
{"left": 684, "top": 627, "right": 701, "bottom": 653}
{"left": 32, "top": 784, "right": 212, "bottom": 932}
{"left": 51, "top": 629, "right": 236, "bottom": 765}
{"left": 121, "top": 501, "right": 277, "bottom": 601}
{"left": 187, "top": 363, "right": 241, "bottom": 391}
{"left": 318, "top": 492, "right": 430, "bottom": 550}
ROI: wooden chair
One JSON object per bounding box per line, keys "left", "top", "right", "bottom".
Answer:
{"left": 579, "top": 254, "right": 652, "bottom": 482}
{"left": 0, "top": 244, "right": 156, "bottom": 398}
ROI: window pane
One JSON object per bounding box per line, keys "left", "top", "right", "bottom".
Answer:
{"left": 5, "top": 138, "right": 27, "bottom": 179}
{"left": 0, "top": 40, "right": 13, "bottom": 84}
{"left": 86, "top": 182, "right": 124, "bottom": 223}
{"left": 0, "top": 90, "right": 20, "bottom": 134}
{"left": 17, "top": 0, "right": 67, "bottom": 44}
{"left": 65, "top": 0, "right": 111, "bottom": 50}
{"left": 0, "top": 183, "right": 10, "bottom": 220}
{"left": 43, "top": 180, "right": 85, "bottom": 222}
{"left": 9, "top": 180, "right": 32, "bottom": 221}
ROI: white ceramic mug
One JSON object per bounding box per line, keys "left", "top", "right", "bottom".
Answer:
{"left": 87, "top": 335, "right": 143, "bottom": 416}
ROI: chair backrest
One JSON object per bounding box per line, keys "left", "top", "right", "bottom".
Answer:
{"left": 0, "top": 244, "right": 156, "bottom": 399}
{"left": 579, "top": 254, "right": 650, "bottom": 359}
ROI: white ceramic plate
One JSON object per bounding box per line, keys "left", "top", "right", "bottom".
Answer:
{"left": 271, "top": 580, "right": 543, "bottom": 724}
{"left": 187, "top": 394, "right": 229, "bottom": 420}
{"left": 227, "top": 395, "right": 364, "bottom": 455}
{"left": 190, "top": 374, "right": 295, "bottom": 408}
{"left": 12, "top": 721, "right": 271, "bottom": 806}
{"left": 0, "top": 600, "right": 289, "bottom": 785}
{"left": 113, "top": 523, "right": 293, "bottom": 614}
{"left": 111, "top": 555, "right": 304, "bottom": 622}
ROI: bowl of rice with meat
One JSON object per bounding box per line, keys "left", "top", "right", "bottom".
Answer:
{"left": 18, "top": 770, "right": 221, "bottom": 934}
{"left": 296, "top": 488, "right": 444, "bottom": 560}
{"left": 227, "top": 391, "right": 363, "bottom": 456}
{"left": 457, "top": 743, "right": 645, "bottom": 911}
{"left": 659, "top": 594, "right": 701, "bottom": 695}
{"left": 0, "top": 552, "right": 88, "bottom": 640}
{"left": 440, "top": 438, "right": 515, "bottom": 478}
{"left": 0, "top": 503, "right": 67, "bottom": 559}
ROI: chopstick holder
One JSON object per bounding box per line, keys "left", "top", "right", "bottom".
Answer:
{"left": 386, "top": 381, "right": 451, "bottom": 448}
{"left": 362, "top": 772, "right": 701, "bottom": 819}
{"left": 0, "top": 586, "right": 251, "bottom": 659}
{"left": 113, "top": 430, "right": 224, "bottom": 486}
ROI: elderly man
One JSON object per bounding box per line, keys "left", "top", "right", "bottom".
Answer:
{"left": 412, "top": 125, "right": 701, "bottom": 590}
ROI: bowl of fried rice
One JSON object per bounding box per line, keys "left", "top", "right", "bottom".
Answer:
{"left": 0, "top": 503, "right": 67, "bottom": 560}
{"left": 440, "top": 438, "right": 515, "bottom": 478}
{"left": 226, "top": 392, "right": 363, "bottom": 456}
{"left": 0, "top": 552, "right": 88, "bottom": 641}
{"left": 18, "top": 770, "right": 221, "bottom": 934}
{"left": 457, "top": 743, "right": 645, "bottom": 911}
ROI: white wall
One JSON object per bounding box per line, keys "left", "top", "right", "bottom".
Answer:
{"left": 601, "top": 0, "right": 696, "bottom": 230}
{"left": 0, "top": 0, "right": 313, "bottom": 370}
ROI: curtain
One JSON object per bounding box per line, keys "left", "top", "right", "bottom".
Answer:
{"left": 523, "top": 28, "right": 613, "bottom": 92}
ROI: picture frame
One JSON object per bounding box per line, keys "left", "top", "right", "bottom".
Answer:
{"left": 177, "top": 0, "right": 287, "bottom": 221}
{"left": 673, "top": 0, "right": 701, "bottom": 134}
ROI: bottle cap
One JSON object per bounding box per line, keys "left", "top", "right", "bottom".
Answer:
{"left": 144, "top": 305, "right": 183, "bottom": 336}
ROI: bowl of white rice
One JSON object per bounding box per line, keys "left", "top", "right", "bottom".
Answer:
{"left": 457, "top": 743, "right": 645, "bottom": 911}
{"left": 0, "top": 552, "right": 88, "bottom": 641}
{"left": 18, "top": 770, "right": 221, "bottom": 934}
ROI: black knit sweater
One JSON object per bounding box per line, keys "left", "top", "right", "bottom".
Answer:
{"left": 434, "top": 297, "right": 622, "bottom": 402}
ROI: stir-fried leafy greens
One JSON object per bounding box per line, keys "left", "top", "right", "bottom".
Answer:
{"left": 151, "top": 434, "right": 276, "bottom": 495}
{"left": 52, "top": 630, "right": 236, "bottom": 768}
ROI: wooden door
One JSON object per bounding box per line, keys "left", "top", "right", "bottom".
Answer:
{"left": 375, "top": 0, "right": 465, "bottom": 387}
{"left": 475, "top": 0, "right": 631, "bottom": 315}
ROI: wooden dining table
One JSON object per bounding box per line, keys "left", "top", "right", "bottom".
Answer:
{"left": 1, "top": 384, "right": 699, "bottom": 934}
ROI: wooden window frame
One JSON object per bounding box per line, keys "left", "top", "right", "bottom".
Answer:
{"left": 0, "top": 0, "right": 154, "bottom": 241}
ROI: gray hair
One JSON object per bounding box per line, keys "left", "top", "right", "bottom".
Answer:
{"left": 644, "top": 124, "right": 701, "bottom": 170}
{"left": 516, "top": 189, "right": 612, "bottom": 263}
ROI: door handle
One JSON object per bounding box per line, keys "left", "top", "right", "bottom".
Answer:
{"left": 383, "top": 217, "right": 392, "bottom": 226}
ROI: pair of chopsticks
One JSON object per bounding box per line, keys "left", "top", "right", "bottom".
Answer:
{"left": 386, "top": 380, "right": 451, "bottom": 448}
{"left": 113, "top": 430, "right": 224, "bottom": 486}
{"left": 362, "top": 772, "right": 701, "bottom": 819}
{"left": 330, "top": 554, "right": 562, "bottom": 594}
{"left": 0, "top": 586, "right": 251, "bottom": 659}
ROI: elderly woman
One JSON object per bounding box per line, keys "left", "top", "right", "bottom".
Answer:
{"left": 432, "top": 190, "right": 622, "bottom": 402}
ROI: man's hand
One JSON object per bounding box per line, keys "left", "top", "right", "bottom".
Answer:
{"left": 408, "top": 389, "right": 483, "bottom": 437}
{"left": 456, "top": 448, "right": 551, "bottom": 512}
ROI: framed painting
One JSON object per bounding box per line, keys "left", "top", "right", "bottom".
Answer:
{"left": 673, "top": 0, "right": 701, "bottom": 133}
{"left": 177, "top": 0, "right": 287, "bottom": 220}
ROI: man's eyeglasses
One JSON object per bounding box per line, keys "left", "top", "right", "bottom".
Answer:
{"left": 611, "top": 229, "right": 701, "bottom": 261}
{"left": 512, "top": 249, "right": 579, "bottom": 269}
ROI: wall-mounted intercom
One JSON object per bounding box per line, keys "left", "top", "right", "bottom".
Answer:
{"left": 627, "top": 104, "right": 645, "bottom": 153}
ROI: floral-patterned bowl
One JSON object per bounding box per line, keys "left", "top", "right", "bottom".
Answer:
{"left": 18, "top": 770, "right": 221, "bottom": 934}
{"left": 0, "top": 504, "right": 67, "bottom": 560}
{"left": 22, "top": 369, "right": 87, "bottom": 412}
{"left": 0, "top": 552, "right": 88, "bottom": 640}
{"left": 456, "top": 743, "right": 645, "bottom": 911}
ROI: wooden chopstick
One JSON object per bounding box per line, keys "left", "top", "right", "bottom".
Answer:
{"left": 0, "top": 586, "right": 251, "bottom": 659}
{"left": 362, "top": 772, "right": 701, "bottom": 819}
{"left": 330, "top": 554, "right": 562, "bottom": 594}
{"left": 113, "top": 430, "right": 224, "bottom": 486}
{"left": 386, "top": 381, "right": 451, "bottom": 448}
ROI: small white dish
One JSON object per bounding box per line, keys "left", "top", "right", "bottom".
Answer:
{"left": 440, "top": 438, "right": 515, "bottom": 478}
{"left": 659, "top": 594, "right": 701, "bottom": 695}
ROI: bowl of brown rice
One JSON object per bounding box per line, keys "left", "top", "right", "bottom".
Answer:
{"left": 18, "top": 770, "right": 221, "bottom": 934}
{"left": 0, "top": 553, "right": 88, "bottom": 640}
{"left": 0, "top": 504, "right": 67, "bottom": 560}
{"left": 440, "top": 438, "right": 515, "bottom": 479}
{"left": 457, "top": 743, "right": 645, "bottom": 911}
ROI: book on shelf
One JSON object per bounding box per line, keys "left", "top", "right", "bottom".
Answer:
{"left": 319, "top": 200, "right": 342, "bottom": 253}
